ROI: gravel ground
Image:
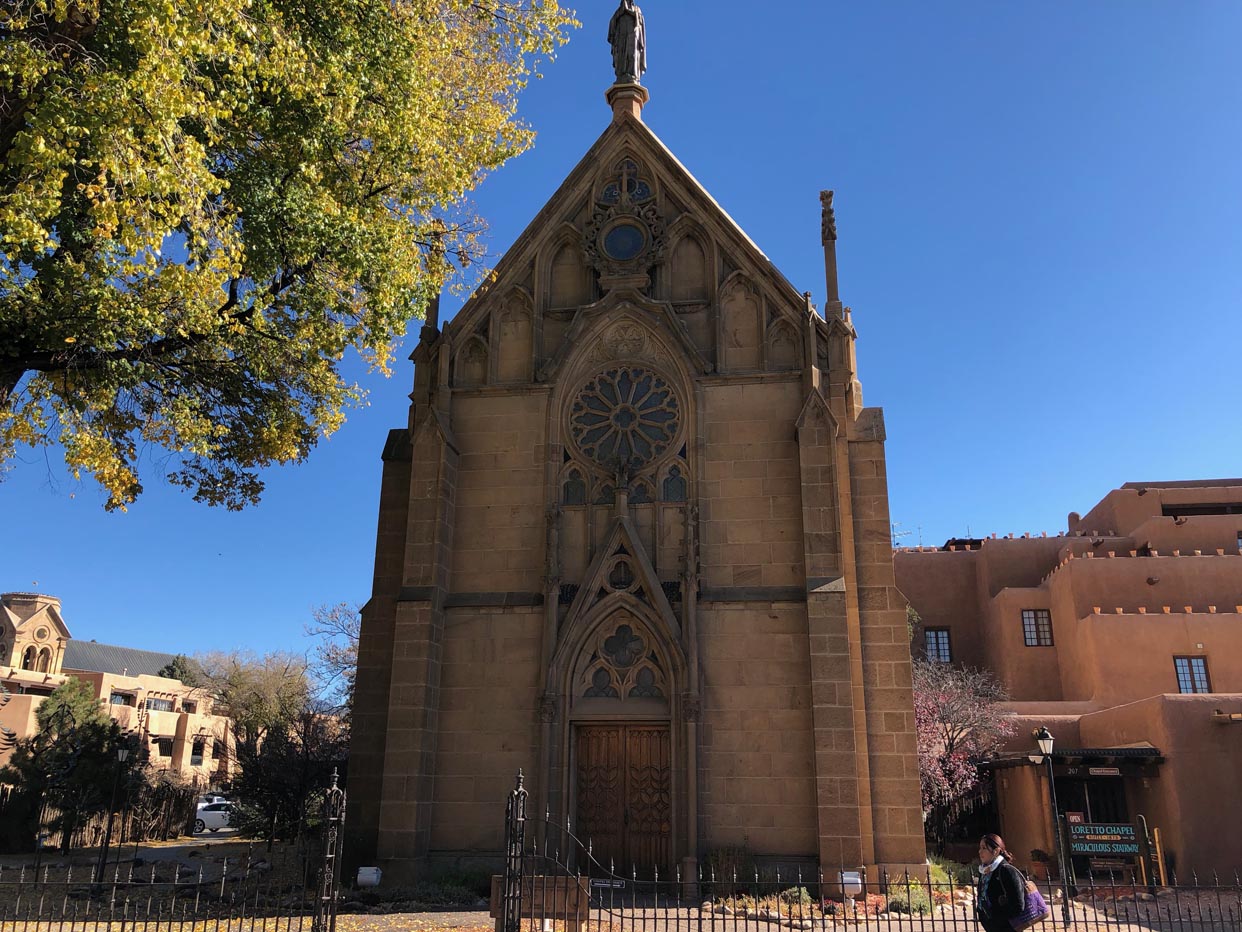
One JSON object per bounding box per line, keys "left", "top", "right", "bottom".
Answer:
{"left": 334, "top": 912, "right": 493, "bottom": 932}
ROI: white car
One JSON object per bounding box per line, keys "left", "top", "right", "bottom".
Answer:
{"left": 194, "top": 802, "right": 232, "bottom": 833}
{"left": 197, "top": 794, "right": 229, "bottom": 808}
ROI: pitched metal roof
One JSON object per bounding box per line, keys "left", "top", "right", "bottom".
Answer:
{"left": 62, "top": 640, "right": 177, "bottom": 677}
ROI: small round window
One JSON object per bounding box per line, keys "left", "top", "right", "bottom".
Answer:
{"left": 603, "top": 222, "right": 646, "bottom": 261}
{"left": 35, "top": 626, "right": 49, "bottom": 641}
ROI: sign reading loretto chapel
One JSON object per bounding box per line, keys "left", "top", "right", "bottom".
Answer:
{"left": 346, "top": 2, "right": 926, "bottom": 883}
{"left": 1067, "top": 823, "right": 1142, "bottom": 857}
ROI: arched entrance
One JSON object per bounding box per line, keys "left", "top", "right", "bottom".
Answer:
{"left": 564, "top": 609, "right": 676, "bottom": 874}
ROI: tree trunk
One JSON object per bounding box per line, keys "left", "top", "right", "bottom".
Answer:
{"left": 0, "top": 365, "right": 25, "bottom": 413}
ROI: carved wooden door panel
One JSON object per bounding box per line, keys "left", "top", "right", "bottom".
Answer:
{"left": 576, "top": 724, "right": 670, "bottom": 875}
{"left": 625, "top": 725, "right": 671, "bottom": 874}
{"left": 576, "top": 726, "right": 625, "bottom": 871}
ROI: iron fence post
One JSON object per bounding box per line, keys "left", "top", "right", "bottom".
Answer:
{"left": 502, "top": 769, "right": 529, "bottom": 932}
{"left": 312, "top": 767, "right": 347, "bottom": 932}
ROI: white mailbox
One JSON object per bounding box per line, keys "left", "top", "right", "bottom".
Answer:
{"left": 838, "top": 870, "right": 863, "bottom": 900}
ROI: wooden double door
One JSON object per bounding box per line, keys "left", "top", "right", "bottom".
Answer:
{"left": 575, "top": 724, "right": 671, "bottom": 875}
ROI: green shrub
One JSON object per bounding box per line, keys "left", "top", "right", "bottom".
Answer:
{"left": 886, "top": 880, "right": 932, "bottom": 915}
{"left": 778, "top": 886, "right": 812, "bottom": 906}
{"left": 929, "top": 854, "right": 975, "bottom": 886}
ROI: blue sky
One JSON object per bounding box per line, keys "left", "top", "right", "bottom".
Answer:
{"left": 3, "top": 2, "right": 1240, "bottom": 656}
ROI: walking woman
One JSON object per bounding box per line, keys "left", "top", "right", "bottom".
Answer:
{"left": 975, "top": 834, "right": 1028, "bottom": 932}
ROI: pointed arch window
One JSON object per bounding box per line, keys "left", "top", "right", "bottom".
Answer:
{"left": 629, "top": 479, "right": 654, "bottom": 505}
{"left": 601, "top": 159, "right": 653, "bottom": 204}
{"left": 662, "top": 465, "right": 688, "bottom": 502}
{"left": 562, "top": 469, "right": 587, "bottom": 506}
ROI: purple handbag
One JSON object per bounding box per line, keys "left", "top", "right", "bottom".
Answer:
{"left": 1010, "top": 886, "right": 1051, "bottom": 931}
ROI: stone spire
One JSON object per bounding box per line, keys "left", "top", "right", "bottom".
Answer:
{"left": 820, "top": 190, "right": 842, "bottom": 314}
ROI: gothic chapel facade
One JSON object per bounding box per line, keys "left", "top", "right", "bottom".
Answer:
{"left": 349, "top": 76, "right": 925, "bottom": 880}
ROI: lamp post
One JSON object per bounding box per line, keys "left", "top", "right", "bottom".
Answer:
{"left": 95, "top": 745, "right": 130, "bottom": 885}
{"left": 1033, "top": 727, "right": 1072, "bottom": 923}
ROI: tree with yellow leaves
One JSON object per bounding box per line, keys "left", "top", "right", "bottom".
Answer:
{"left": 1, "top": 0, "right": 575, "bottom": 509}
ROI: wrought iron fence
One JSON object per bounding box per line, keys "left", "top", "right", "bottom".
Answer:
{"left": 0, "top": 771, "right": 347, "bottom": 931}
{"left": 498, "top": 776, "right": 1242, "bottom": 932}
{"left": 0, "top": 852, "right": 319, "bottom": 929}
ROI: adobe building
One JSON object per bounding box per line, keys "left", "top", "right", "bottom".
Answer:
{"left": 0, "top": 592, "right": 233, "bottom": 781}
{"left": 350, "top": 17, "right": 925, "bottom": 883}
{"left": 896, "top": 480, "right": 1242, "bottom": 876}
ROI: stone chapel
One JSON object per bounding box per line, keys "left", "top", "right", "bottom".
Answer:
{"left": 349, "top": 45, "right": 925, "bottom": 882}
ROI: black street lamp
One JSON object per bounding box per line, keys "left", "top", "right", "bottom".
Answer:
{"left": 95, "top": 745, "right": 131, "bottom": 885}
{"left": 1032, "top": 727, "right": 1072, "bottom": 923}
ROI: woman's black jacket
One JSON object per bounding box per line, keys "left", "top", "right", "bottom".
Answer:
{"left": 976, "top": 861, "right": 1028, "bottom": 930}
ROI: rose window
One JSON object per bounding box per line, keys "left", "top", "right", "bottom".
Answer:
{"left": 569, "top": 367, "right": 680, "bottom": 470}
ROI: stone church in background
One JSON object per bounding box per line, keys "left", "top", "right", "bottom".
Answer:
{"left": 350, "top": 18, "right": 925, "bottom": 880}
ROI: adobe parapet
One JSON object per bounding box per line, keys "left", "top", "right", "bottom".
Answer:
{"left": 1085, "top": 606, "right": 1242, "bottom": 616}
{"left": 1041, "top": 545, "right": 1240, "bottom": 583}
{"left": 897, "top": 530, "right": 1072, "bottom": 554}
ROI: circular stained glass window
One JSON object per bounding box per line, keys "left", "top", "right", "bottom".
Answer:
{"left": 570, "top": 367, "right": 680, "bottom": 470}
{"left": 603, "top": 222, "right": 646, "bottom": 261}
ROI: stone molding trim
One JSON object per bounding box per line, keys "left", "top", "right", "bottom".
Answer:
{"left": 396, "top": 589, "right": 544, "bottom": 608}
{"left": 698, "top": 586, "right": 807, "bottom": 603}
{"left": 447, "top": 592, "right": 545, "bottom": 608}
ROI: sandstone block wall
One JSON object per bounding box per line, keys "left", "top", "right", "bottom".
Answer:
{"left": 700, "top": 380, "right": 805, "bottom": 591}
{"left": 697, "top": 602, "right": 817, "bottom": 856}
{"left": 429, "top": 608, "right": 543, "bottom": 853}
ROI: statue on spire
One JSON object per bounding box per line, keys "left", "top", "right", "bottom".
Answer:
{"left": 608, "top": 0, "right": 647, "bottom": 84}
